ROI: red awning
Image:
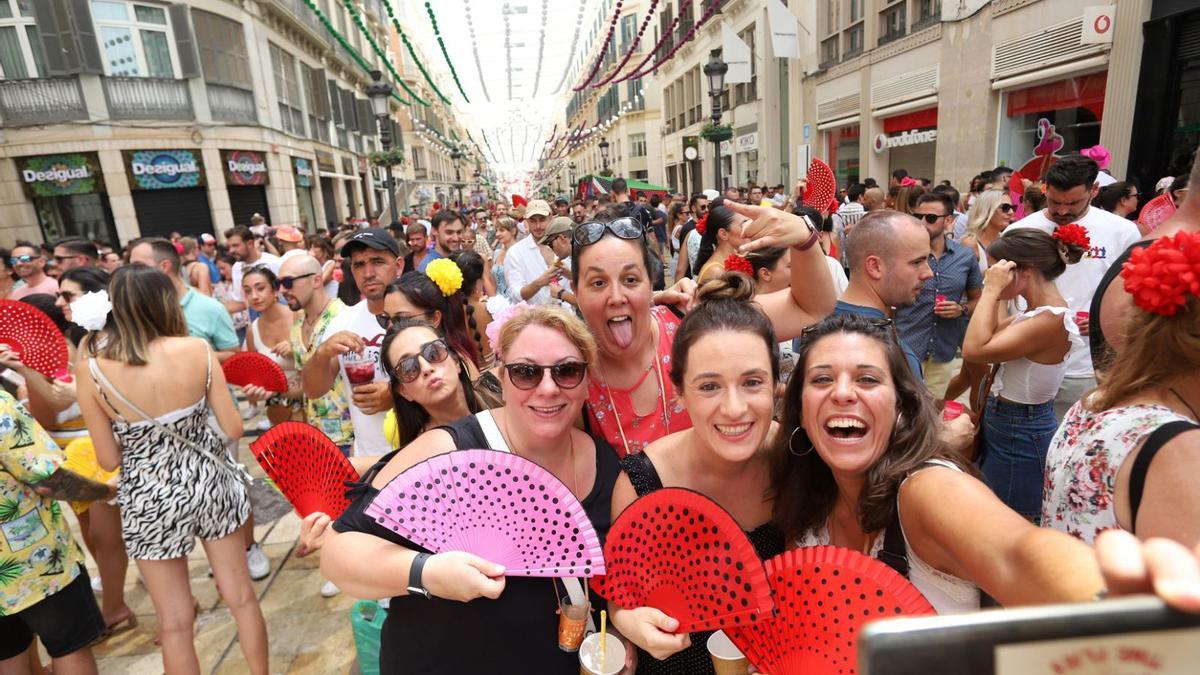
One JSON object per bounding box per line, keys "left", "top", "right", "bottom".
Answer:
{"left": 882, "top": 107, "right": 938, "bottom": 134}
{"left": 1006, "top": 71, "right": 1107, "bottom": 121}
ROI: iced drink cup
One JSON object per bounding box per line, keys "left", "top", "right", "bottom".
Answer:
{"left": 707, "top": 631, "right": 750, "bottom": 675}
{"left": 943, "top": 401, "right": 966, "bottom": 421}
{"left": 343, "top": 352, "right": 376, "bottom": 386}
{"left": 578, "top": 632, "right": 625, "bottom": 675}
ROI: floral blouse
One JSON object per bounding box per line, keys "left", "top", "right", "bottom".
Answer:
{"left": 587, "top": 307, "right": 692, "bottom": 458}
{"left": 1042, "top": 398, "right": 1196, "bottom": 543}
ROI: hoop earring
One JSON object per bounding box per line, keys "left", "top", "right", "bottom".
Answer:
{"left": 789, "top": 427, "right": 814, "bottom": 457}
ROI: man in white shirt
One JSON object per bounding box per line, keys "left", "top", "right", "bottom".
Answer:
{"left": 1007, "top": 154, "right": 1142, "bottom": 419}
{"left": 505, "top": 199, "right": 562, "bottom": 305}
{"left": 832, "top": 184, "right": 867, "bottom": 270}
{"left": 222, "top": 225, "right": 281, "bottom": 315}
{"left": 302, "top": 229, "right": 405, "bottom": 456}
{"left": 275, "top": 225, "right": 307, "bottom": 264}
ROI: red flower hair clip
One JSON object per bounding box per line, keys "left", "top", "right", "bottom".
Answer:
{"left": 1120, "top": 231, "right": 1200, "bottom": 317}
{"left": 899, "top": 177, "right": 918, "bottom": 188}
{"left": 1052, "top": 223, "right": 1091, "bottom": 251}
{"left": 695, "top": 212, "right": 710, "bottom": 236}
{"left": 723, "top": 254, "right": 753, "bottom": 276}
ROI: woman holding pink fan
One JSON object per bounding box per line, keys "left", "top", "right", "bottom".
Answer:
{"left": 322, "top": 305, "right": 621, "bottom": 674}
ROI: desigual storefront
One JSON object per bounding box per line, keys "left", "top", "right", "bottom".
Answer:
{"left": 123, "top": 149, "right": 215, "bottom": 239}
{"left": 17, "top": 152, "right": 120, "bottom": 246}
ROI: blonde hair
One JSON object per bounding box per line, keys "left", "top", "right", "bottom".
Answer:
{"left": 495, "top": 217, "right": 519, "bottom": 234}
{"left": 91, "top": 265, "right": 188, "bottom": 366}
{"left": 965, "top": 189, "right": 1010, "bottom": 241}
{"left": 1090, "top": 297, "right": 1200, "bottom": 411}
{"left": 497, "top": 305, "right": 598, "bottom": 370}
{"left": 179, "top": 236, "right": 198, "bottom": 255}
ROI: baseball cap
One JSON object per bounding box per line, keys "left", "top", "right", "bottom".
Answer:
{"left": 539, "top": 217, "right": 574, "bottom": 245}
{"left": 276, "top": 225, "right": 303, "bottom": 243}
{"left": 526, "top": 199, "right": 551, "bottom": 218}
{"left": 702, "top": 189, "right": 720, "bottom": 201}
{"left": 199, "top": 233, "right": 216, "bottom": 245}
{"left": 340, "top": 228, "right": 402, "bottom": 257}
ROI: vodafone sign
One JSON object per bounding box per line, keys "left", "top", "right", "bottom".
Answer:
{"left": 1081, "top": 6, "right": 1114, "bottom": 44}
{"left": 873, "top": 129, "right": 938, "bottom": 154}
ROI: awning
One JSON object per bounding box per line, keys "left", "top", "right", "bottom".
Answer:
{"left": 625, "top": 179, "right": 670, "bottom": 194}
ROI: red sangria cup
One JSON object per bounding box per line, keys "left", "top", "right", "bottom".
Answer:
{"left": 943, "top": 401, "right": 965, "bottom": 421}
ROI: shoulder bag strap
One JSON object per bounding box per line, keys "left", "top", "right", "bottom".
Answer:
{"left": 878, "top": 502, "right": 910, "bottom": 579}
{"left": 1129, "top": 420, "right": 1200, "bottom": 533}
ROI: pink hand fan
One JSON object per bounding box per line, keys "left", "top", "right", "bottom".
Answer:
{"left": 365, "top": 449, "right": 605, "bottom": 578}
{"left": 249, "top": 422, "right": 357, "bottom": 519}
{"left": 803, "top": 159, "right": 837, "bottom": 209}
{"left": 725, "top": 546, "right": 936, "bottom": 675}
{"left": 0, "top": 300, "right": 69, "bottom": 379}
{"left": 589, "top": 488, "right": 775, "bottom": 634}
{"left": 222, "top": 352, "right": 289, "bottom": 392}
{"left": 1137, "top": 192, "right": 1177, "bottom": 235}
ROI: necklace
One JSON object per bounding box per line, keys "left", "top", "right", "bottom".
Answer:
{"left": 498, "top": 410, "right": 581, "bottom": 498}
{"left": 302, "top": 298, "right": 333, "bottom": 345}
{"left": 598, "top": 321, "right": 670, "bottom": 456}
{"left": 1169, "top": 387, "right": 1200, "bottom": 422}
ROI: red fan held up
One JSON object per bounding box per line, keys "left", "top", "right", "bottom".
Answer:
{"left": 249, "top": 422, "right": 356, "bottom": 519}
{"left": 590, "top": 488, "right": 774, "bottom": 634}
{"left": 221, "top": 352, "right": 289, "bottom": 392}
{"left": 0, "top": 300, "right": 69, "bottom": 379}
{"left": 803, "top": 159, "right": 837, "bottom": 210}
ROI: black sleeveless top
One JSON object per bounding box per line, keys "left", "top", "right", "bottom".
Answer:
{"left": 1089, "top": 239, "right": 1152, "bottom": 371}
{"left": 333, "top": 414, "right": 621, "bottom": 675}
{"left": 619, "top": 452, "right": 785, "bottom": 675}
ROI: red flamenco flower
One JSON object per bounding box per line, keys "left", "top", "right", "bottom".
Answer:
{"left": 695, "top": 212, "right": 710, "bottom": 236}
{"left": 1120, "top": 231, "right": 1200, "bottom": 317}
{"left": 723, "top": 254, "right": 753, "bottom": 276}
{"left": 1052, "top": 223, "right": 1091, "bottom": 250}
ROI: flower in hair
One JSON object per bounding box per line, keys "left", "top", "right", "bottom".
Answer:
{"left": 484, "top": 300, "right": 533, "bottom": 355}
{"left": 1052, "top": 223, "right": 1091, "bottom": 251}
{"left": 1120, "top": 231, "right": 1200, "bottom": 317}
{"left": 424, "top": 258, "right": 463, "bottom": 297}
{"left": 723, "top": 254, "right": 753, "bottom": 276}
{"left": 900, "top": 177, "right": 918, "bottom": 188}
{"left": 70, "top": 290, "right": 111, "bottom": 331}
{"left": 695, "top": 212, "right": 709, "bottom": 236}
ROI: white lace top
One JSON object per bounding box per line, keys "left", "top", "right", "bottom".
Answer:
{"left": 991, "top": 305, "right": 1082, "bottom": 405}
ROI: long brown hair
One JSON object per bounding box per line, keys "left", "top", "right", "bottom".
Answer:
{"left": 1090, "top": 296, "right": 1200, "bottom": 411}
{"left": 771, "top": 314, "right": 975, "bottom": 540}
{"left": 90, "top": 265, "right": 187, "bottom": 366}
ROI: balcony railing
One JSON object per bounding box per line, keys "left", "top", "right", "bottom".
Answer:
{"left": 207, "top": 83, "right": 256, "bottom": 124}
{"left": 0, "top": 76, "right": 88, "bottom": 127}
{"left": 103, "top": 77, "right": 193, "bottom": 120}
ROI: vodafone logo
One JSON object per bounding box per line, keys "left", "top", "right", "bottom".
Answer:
{"left": 1094, "top": 14, "right": 1111, "bottom": 35}
{"left": 873, "top": 134, "right": 887, "bottom": 154}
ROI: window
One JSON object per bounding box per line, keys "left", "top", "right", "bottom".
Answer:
{"left": 844, "top": 24, "right": 864, "bottom": 57}
{"left": 0, "top": 0, "right": 44, "bottom": 79}
{"left": 270, "top": 42, "right": 304, "bottom": 136}
{"left": 879, "top": 1, "right": 906, "bottom": 45}
{"left": 849, "top": 0, "right": 864, "bottom": 23}
{"left": 689, "top": 66, "right": 702, "bottom": 125}
{"left": 90, "top": 0, "right": 178, "bottom": 78}
{"left": 820, "top": 36, "right": 838, "bottom": 68}
{"left": 735, "top": 25, "right": 756, "bottom": 106}
{"left": 626, "top": 78, "right": 644, "bottom": 111}
{"left": 630, "top": 133, "right": 647, "bottom": 157}
{"left": 917, "top": 0, "right": 941, "bottom": 23}
{"left": 192, "top": 10, "right": 250, "bottom": 88}
{"left": 620, "top": 13, "right": 638, "bottom": 53}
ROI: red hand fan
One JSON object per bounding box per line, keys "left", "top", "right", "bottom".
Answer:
{"left": 0, "top": 300, "right": 69, "bottom": 379}
{"left": 222, "top": 352, "right": 288, "bottom": 392}
{"left": 725, "top": 546, "right": 936, "bottom": 675}
{"left": 1137, "top": 193, "right": 1177, "bottom": 235}
{"left": 365, "top": 449, "right": 605, "bottom": 578}
{"left": 589, "top": 488, "right": 774, "bottom": 634}
{"left": 803, "top": 159, "right": 837, "bottom": 209}
{"left": 249, "top": 422, "right": 357, "bottom": 519}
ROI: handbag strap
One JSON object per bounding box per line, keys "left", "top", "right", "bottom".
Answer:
{"left": 974, "top": 364, "right": 1002, "bottom": 418}
{"left": 877, "top": 504, "right": 909, "bottom": 579}
{"left": 1129, "top": 420, "right": 1200, "bottom": 532}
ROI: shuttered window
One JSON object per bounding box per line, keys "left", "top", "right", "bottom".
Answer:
{"left": 192, "top": 9, "right": 249, "bottom": 88}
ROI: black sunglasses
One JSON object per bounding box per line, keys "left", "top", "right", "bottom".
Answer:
{"left": 997, "top": 204, "right": 1016, "bottom": 213}
{"left": 376, "top": 311, "right": 431, "bottom": 330}
{"left": 915, "top": 213, "right": 951, "bottom": 224}
{"left": 278, "top": 272, "right": 316, "bottom": 289}
{"left": 9, "top": 255, "right": 35, "bottom": 265}
{"left": 502, "top": 361, "right": 588, "bottom": 390}
{"left": 391, "top": 339, "right": 450, "bottom": 383}
{"left": 572, "top": 217, "right": 644, "bottom": 248}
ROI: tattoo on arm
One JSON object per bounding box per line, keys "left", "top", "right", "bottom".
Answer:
{"left": 33, "top": 469, "right": 114, "bottom": 502}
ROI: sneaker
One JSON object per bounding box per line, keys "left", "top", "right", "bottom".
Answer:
{"left": 256, "top": 419, "right": 271, "bottom": 432}
{"left": 320, "top": 580, "right": 341, "bottom": 598}
{"left": 91, "top": 575, "right": 103, "bottom": 594}
{"left": 246, "top": 544, "right": 270, "bottom": 580}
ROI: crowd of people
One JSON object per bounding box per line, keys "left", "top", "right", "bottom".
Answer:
{"left": 1, "top": 153, "right": 1198, "bottom": 674}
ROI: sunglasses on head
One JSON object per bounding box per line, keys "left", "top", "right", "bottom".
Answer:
{"left": 997, "top": 204, "right": 1016, "bottom": 213}
{"left": 502, "top": 361, "right": 588, "bottom": 390}
{"left": 278, "top": 272, "right": 316, "bottom": 289}
{"left": 801, "top": 317, "right": 895, "bottom": 342}
{"left": 572, "top": 217, "right": 644, "bottom": 248}
{"left": 376, "top": 311, "right": 431, "bottom": 330}
{"left": 391, "top": 339, "right": 450, "bottom": 383}
{"left": 915, "top": 213, "right": 951, "bottom": 224}
{"left": 9, "top": 255, "right": 35, "bottom": 265}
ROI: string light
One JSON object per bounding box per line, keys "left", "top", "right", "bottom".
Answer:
{"left": 529, "top": 0, "right": 550, "bottom": 98}
{"left": 593, "top": 0, "right": 659, "bottom": 88}
{"left": 572, "top": 0, "right": 623, "bottom": 91}
{"left": 552, "top": 0, "right": 590, "bottom": 95}
{"left": 618, "top": 0, "right": 721, "bottom": 83}
{"left": 462, "top": 1, "right": 491, "bottom": 103}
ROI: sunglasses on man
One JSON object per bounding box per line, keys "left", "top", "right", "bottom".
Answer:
{"left": 9, "top": 255, "right": 35, "bottom": 265}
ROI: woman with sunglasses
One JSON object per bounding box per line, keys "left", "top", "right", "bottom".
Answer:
{"left": 608, "top": 274, "right": 785, "bottom": 673}
{"left": 376, "top": 273, "right": 481, "bottom": 375}
{"left": 321, "top": 305, "right": 620, "bottom": 675}
{"left": 961, "top": 189, "right": 1016, "bottom": 273}
{"left": 573, "top": 203, "right": 836, "bottom": 457}
{"left": 240, "top": 265, "right": 302, "bottom": 425}
{"left": 774, "top": 313, "right": 1105, "bottom": 614}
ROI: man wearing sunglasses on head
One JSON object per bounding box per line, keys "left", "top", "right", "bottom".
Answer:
{"left": 7, "top": 241, "right": 58, "bottom": 301}
{"left": 894, "top": 192, "right": 984, "bottom": 401}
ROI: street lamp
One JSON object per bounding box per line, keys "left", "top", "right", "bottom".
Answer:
{"left": 568, "top": 161, "right": 577, "bottom": 193}
{"left": 450, "top": 147, "right": 464, "bottom": 209}
{"left": 703, "top": 50, "right": 728, "bottom": 191}
{"left": 366, "top": 70, "right": 399, "bottom": 224}
{"left": 598, "top": 138, "right": 610, "bottom": 174}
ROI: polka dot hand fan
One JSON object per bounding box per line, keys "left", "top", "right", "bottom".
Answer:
{"left": 249, "top": 422, "right": 357, "bottom": 519}
{"left": 222, "top": 352, "right": 289, "bottom": 392}
{"left": 589, "top": 488, "right": 775, "bottom": 634}
{"left": 803, "top": 158, "right": 837, "bottom": 209}
{"left": 0, "top": 300, "right": 68, "bottom": 379}
{"left": 725, "top": 546, "right": 936, "bottom": 675}
{"left": 365, "top": 449, "right": 605, "bottom": 578}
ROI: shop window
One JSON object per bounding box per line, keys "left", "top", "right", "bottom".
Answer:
{"left": 997, "top": 72, "right": 1107, "bottom": 173}
{"left": 90, "top": 0, "right": 178, "bottom": 78}
{"left": 826, "top": 124, "right": 860, "bottom": 188}
{"left": 0, "top": 0, "right": 44, "bottom": 79}
{"left": 193, "top": 9, "right": 250, "bottom": 89}
{"left": 878, "top": 1, "right": 906, "bottom": 46}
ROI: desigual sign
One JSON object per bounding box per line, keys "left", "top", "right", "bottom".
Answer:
{"left": 872, "top": 129, "right": 938, "bottom": 154}
{"left": 124, "top": 149, "right": 205, "bottom": 189}
{"left": 222, "top": 149, "right": 269, "bottom": 187}
{"left": 293, "top": 157, "right": 314, "bottom": 188}
{"left": 18, "top": 153, "right": 104, "bottom": 197}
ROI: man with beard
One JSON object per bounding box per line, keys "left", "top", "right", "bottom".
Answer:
{"left": 504, "top": 199, "right": 562, "bottom": 305}
{"left": 416, "top": 210, "right": 464, "bottom": 273}
{"left": 222, "top": 225, "right": 280, "bottom": 315}
{"left": 303, "top": 229, "right": 405, "bottom": 457}
{"left": 837, "top": 210, "right": 935, "bottom": 381}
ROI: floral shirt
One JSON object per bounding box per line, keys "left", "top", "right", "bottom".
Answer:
{"left": 587, "top": 307, "right": 692, "bottom": 458}
{"left": 0, "top": 391, "right": 85, "bottom": 615}
{"left": 292, "top": 299, "right": 354, "bottom": 446}
{"left": 1042, "top": 399, "right": 1195, "bottom": 543}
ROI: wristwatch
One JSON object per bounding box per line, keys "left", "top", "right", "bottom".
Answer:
{"left": 794, "top": 214, "right": 820, "bottom": 252}
{"left": 407, "top": 552, "right": 433, "bottom": 599}
{"left": 959, "top": 300, "right": 970, "bottom": 317}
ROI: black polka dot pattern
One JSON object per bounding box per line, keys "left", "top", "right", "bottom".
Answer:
{"left": 0, "top": 300, "right": 69, "bottom": 378}
{"left": 365, "top": 449, "right": 605, "bottom": 577}
{"left": 589, "top": 487, "right": 775, "bottom": 634}
{"left": 222, "top": 351, "right": 289, "bottom": 392}
{"left": 249, "top": 421, "right": 358, "bottom": 519}
{"left": 725, "top": 546, "right": 936, "bottom": 675}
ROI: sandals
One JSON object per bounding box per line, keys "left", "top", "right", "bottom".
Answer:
{"left": 91, "top": 608, "right": 138, "bottom": 645}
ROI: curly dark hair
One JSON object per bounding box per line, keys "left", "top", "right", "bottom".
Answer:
{"left": 771, "top": 314, "right": 976, "bottom": 540}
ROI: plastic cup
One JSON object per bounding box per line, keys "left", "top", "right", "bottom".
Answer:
{"left": 342, "top": 352, "right": 376, "bottom": 386}
{"left": 1075, "top": 310, "right": 1090, "bottom": 325}
{"left": 578, "top": 632, "right": 625, "bottom": 675}
{"left": 557, "top": 597, "right": 589, "bottom": 652}
{"left": 707, "top": 631, "right": 750, "bottom": 675}
{"left": 943, "top": 400, "right": 966, "bottom": 421}
{"left": 934, "top": 294, "right": 947, "bottom": 312}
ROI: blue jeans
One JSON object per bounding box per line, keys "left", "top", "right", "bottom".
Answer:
{"left": 978, "top": 397, "right": 1058, "bottom": 521}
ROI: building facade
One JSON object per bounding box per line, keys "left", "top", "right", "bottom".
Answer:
{"left": 0, "top": 0, "right": 411, "bottom": 247}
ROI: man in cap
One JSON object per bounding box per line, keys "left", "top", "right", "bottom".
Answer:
{"left": 505, "top": 199, "right": 564, "bottom": 306}
{"left": 197, "top": 233, "right": 220, "bottom": 282}
{"left": 539, "top": 216, "right": 577, "bottom": 307}
{"left": 303, "top": 229, "right": 407, "bottom": 457}
{"left": 274, "top": 225, "right": 307, "bottom": 263}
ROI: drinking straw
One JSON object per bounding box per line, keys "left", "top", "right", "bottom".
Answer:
{"left": 600, "top": 609, "right": 608, "bottom": 666}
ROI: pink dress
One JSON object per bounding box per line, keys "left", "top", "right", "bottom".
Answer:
{"left": 587, "top": 307, "right": 692, "bottom": 458}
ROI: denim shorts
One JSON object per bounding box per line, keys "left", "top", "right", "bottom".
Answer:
{"left": 978, "top": 396, "right": 1058, "bottom": 521}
